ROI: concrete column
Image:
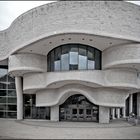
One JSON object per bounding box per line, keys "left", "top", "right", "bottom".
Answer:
{"left": 15, "top": 77, "right": 23, "bottom": 120}
{"left": 111, "top": 108, "right": 115, "bottom": 119}
{"left": 137, "top": 93, "right": 140, "bottom": 116}
{"left": 129, "top": 94, "right": 133, "bottom": 114}
{"left": 51, "top": 105, "right": 59, "bottom": 121}
{"left": 99, "top": 106, "right": 109, "bottom": 123}
{"left": 122, "top": 106, "right": 126, "bottom": 118}
{"left": 116, "top": 108, "right": 120, "bottom": 119}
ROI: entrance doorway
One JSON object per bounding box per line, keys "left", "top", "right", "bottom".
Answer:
{"left": 59, "top": 94, "right": 99, "bottom": 122}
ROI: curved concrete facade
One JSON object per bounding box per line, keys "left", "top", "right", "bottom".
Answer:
{"left": 0, "top": 1, "right": 140, "bottom": 60}
{"left": 23, "top": 69, "right": 138, "bottom": 92}
{"left": 9, "top": 53, "right": 47, "bottom": 76}
{"left": 36, "top": 85, "right": 128, "bottom": 107}
{"left": 0, "top": 1, "right": 140, "bottom": 123}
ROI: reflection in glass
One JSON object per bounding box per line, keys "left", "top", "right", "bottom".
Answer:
{"left": 0, "top": 97, "right": 6, "bottom": 103}
{"left": 8, "top": 98, "right": 17, "bottom": 104}
{"left": 0, "top": 90, "right": 7, "bottom": 96}
{"left": 0, "top": 111, "right": 5, "bottom": 118}
{"left": 88, "top": 60, "right": 95, "bottom": 70}
{"left": 54, "top": 61, "right": 60, "bottom": 71}
{"left": 61, "top": 54, "right": 69, "bottom": 70}
{"left": 47, "top": 44, "right": 101, "bottom": 72}
{"left": 7, "top": 112, "right": 17, "bottom": 118}
{"left": 79, "top": 55, "right": 87, "bottom": 70}
{"left": 0, "top": 66, "right": 17, "bottom": 118}
{"left": 0, "top": 104, "right": 6, "bottom": 110}
{"left": 0, "top": 83, "right": 6, "bottom": 89}
{"left": 95, "top": 49, "right": 101, "bottom": 69}
{"left": 7, "top": 105, "right": 17, "bottom": 111}
{"left": 0, "top": 69, "right": 7, "bottom": 82}
{"left": 8, "top": 83, "right": 15, "bottom": 89}
{"left": 8, "top": 90, "right": 16, "bottom": 96}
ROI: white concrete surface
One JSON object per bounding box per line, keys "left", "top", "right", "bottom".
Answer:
{"left": 36, "top": 85, "right": 128, "bottom": 107}
{"left": 99, "top": 106, "right": 109, "bottom": 123}
{"left": 123, "top": 106, "right": 126, "bottom": 118}
{"left": 15, "top": 77, "right": 23, "bottom": 120}
{"left": 129, "top": 94, "right": 133, "bottom": 114}
{"left": 137, "top": 93, "right": 140, "bottom": 116}
{"left": 23, "top": 68, "right": 138, "bottom": 90}
{"left": 0, "top": 119, "right": 140, "bottom": 139}
{"left": 9, "top": 53, "right": 47, "bottom": 76}
{"left": 50, "top": 105, "right": 59, "bottom": 121}
{"left": 111, "top": 108, "right": 116, "bottom": 119}
{"left": 0, "top": 1, "right": 139, "bottom": 60}
{"left": 116, "top": 108, "right": 120, "bottom": 119}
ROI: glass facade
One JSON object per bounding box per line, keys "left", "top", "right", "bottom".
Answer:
{"left": 23, "top": 94, "right": 50, "bottom": 119}
{"left": 47, "top": 44, "right": 102, "bottom": 72}
{"left": 0, "top": 66, "right": 17, "bottom": 118}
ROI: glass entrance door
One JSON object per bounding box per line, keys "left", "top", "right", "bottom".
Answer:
{"left": 60, "top": 94, "right": 99, "bottom": 122}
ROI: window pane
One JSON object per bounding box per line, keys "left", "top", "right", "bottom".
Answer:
{"left": 54, "top": 61, "right": 60, "bottom": 71}
{"left": 8, "top": 97, "right": 17, "bottom": 104}
{"left": 50, "top": 51, "right": 54, "bottom": 71}
{"left": 0, "top": 69, "right": 7, "bottom": 82}
{"left": 47, "top": 53, "right": 51, "bottom": 72}
{"left": 70, "top": 45, "right": 78, "bottom": 65}
{"left": 79, "top": 55, "right": 87, "bottom": 70}
{"left": 0, "top": 83, "right": 7, "bottom": 89}
{"left": 8, "top": 83, "right": 15, "bottom": 89}
{"left": 88, "top": 60, "right": 95, "bottom": 69}
{"left": 7, "top": 105, "right": 17, "bottom": 111}
{"left": 24, "top": 94, "right": 31, "bottom": 105}
{"left": 79, "top": 45, "right": 87, "bottom": 70}
{"left": 0, "top": 104, "right": 6, "bottom": 110}
{"left": 88, "top": 47, "right": 94, "bottom": 60}
{"left": 8, "top": 76, "right": 15, "bottom": 82}
{"left": 0, "top": 97, "right": 6, "bottom": 103}
{"left": 7, "top": 112, "right": 17, "bottom": 118}
{"left": 70, "top": 64, "right": 78, "bottom": 70}
{"left": 61, "top": 46, "right": 69, "bottom": 70}
{"left": 0, "top": 111, "right": 5, "bottom": 118}
{"left": 79, "top": 45, "right": 87, "bottom": 56}
{"left": 86, "top": 109, "right": 91, "bottom": 115}
{"left": 0, "top": 90, "right": 7, "bottom": 96}
{"left": 61, "top": 54, "right": 69, "bottom": 70}
{"left": 70, "top": 52, "right": 78, "bottom": 65}
{"left": 54, "top": 47, "right": 61, "bottom": 71}
{"left": 8, "top": 90, "right": 16, "bottom": 96}
{"left": 95, "top": 49, "right": 101, "bottom": 70}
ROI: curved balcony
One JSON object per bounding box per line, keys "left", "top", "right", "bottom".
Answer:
{"left": 8, "top": 53, "right": 47, "bottom": 76}
{"left": 103, "top": 43, "right": 140, "bottom": 70}
{"left": 23, "top": 69, "right": 138, "bottom": 93}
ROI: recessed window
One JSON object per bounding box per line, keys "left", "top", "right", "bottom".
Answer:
{"left": 47, "top": 43, "right": 101, "bottom": 72}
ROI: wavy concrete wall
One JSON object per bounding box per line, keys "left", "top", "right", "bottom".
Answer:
{"left": 103, "top": 43, "right": 140, "bottom": 70}
{"left": 9, "top": 54, "right": 47, "bottom": 76}
{"left": 0, "top": 1, "right": 140, "bottom": 60}
{"left": 23, "top": 69, "right": 138, "bottom": 93}
{"left": 36, "top": 85, "right": 129, "bottom": 107}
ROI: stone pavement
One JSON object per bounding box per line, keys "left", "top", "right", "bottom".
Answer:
{"left": 0, "top": 118, "right": 140, "bottom": 139}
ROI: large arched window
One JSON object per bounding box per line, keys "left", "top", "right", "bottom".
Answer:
{"left": 47, "top": 44, "right": 101, "bottom": 72}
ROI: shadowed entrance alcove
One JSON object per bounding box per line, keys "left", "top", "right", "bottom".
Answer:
{"left": 59, "top": 94, "right": 99, "bottom": 122}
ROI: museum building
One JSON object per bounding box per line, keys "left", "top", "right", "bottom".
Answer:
{"left": 0, "top": 1, "right": 140, "bottom": 123}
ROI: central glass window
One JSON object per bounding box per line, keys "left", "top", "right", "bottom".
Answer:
{"left": 47, "top": 44, "right": 101, "bottom": 72}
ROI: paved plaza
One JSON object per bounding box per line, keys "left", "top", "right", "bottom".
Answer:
{"left": 0, "top": 118, "right": 140, "bottom": 139}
